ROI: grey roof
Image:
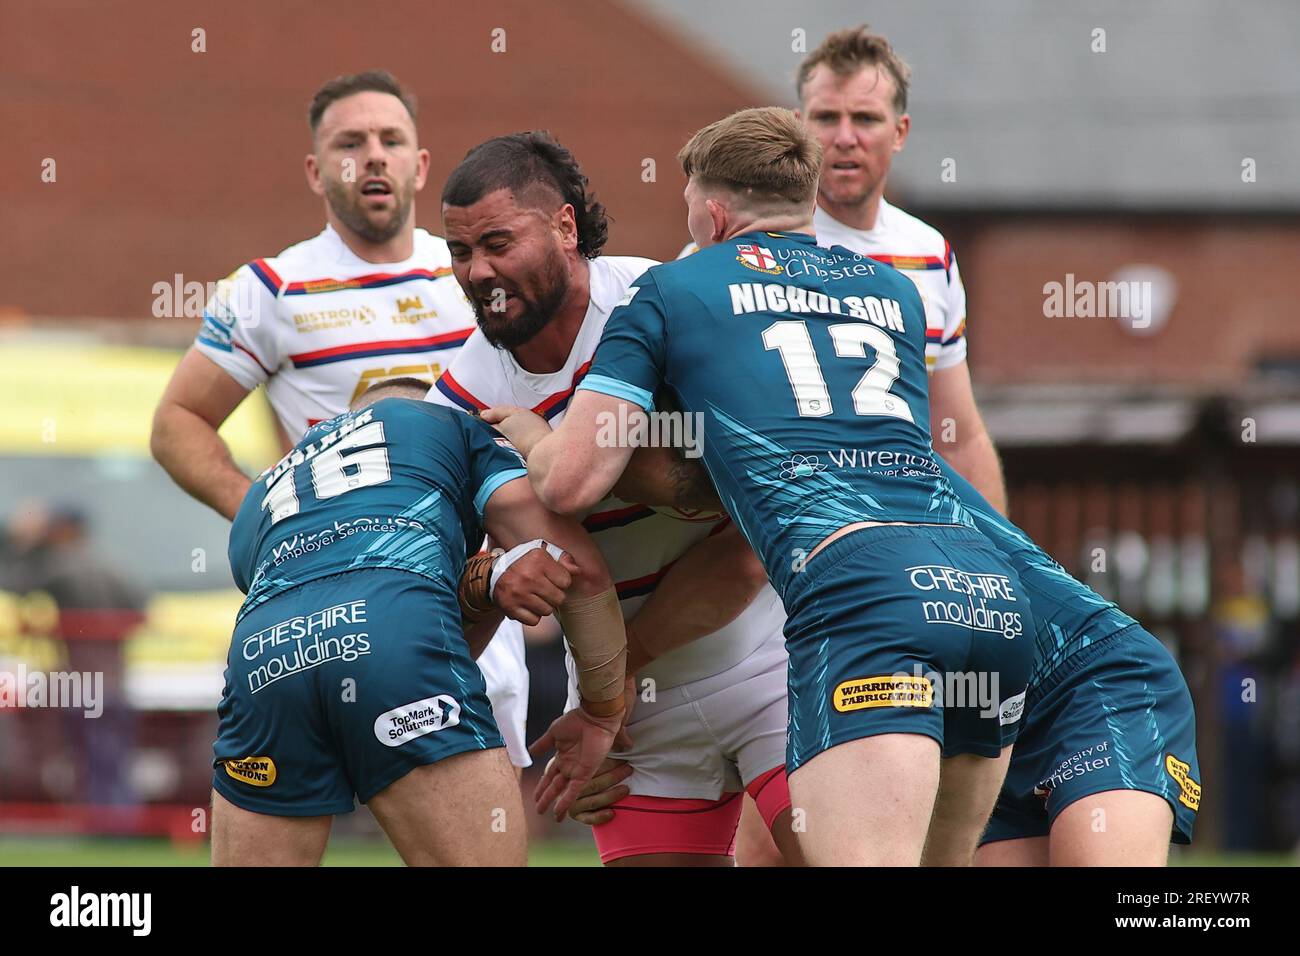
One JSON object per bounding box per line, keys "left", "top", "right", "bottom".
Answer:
{"left": 636, "top": 0, "right": 1300, "bottom": 210}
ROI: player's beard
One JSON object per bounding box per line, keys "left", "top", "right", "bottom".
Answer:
{"left": 325, "top": 175, "right": 415, "bottom": 245}
{"left": 474, "top": 246, "right": 570, "bottom": 351}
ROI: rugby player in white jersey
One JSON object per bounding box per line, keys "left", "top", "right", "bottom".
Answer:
{"left": 796, "top": 26, "right": 1004, "bottom": 511}
{"left": 431, "top": 132, "right": 801, "bottom": 866}
{"left": 678, "top": 27, "right": 1001, "bottom": 516}
{"left": 150, "top": 71, "right": 533, "bottom": 775}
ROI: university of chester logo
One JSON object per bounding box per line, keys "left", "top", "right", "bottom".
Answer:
{"left": 736, "top": 244, "right": 784, "bottom": 275}
{"left": 780, "top": 454, "right": 826, "bottom": 479}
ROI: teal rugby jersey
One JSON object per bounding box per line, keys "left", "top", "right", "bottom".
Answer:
{"left": 579, "top": 230, "right": 970, "bottom": 598}
{"left": 937, "top": 461, "right": 1140, "bottom": 690}
{"left": 228, "top": 398, "right": 526, "bottom": 621}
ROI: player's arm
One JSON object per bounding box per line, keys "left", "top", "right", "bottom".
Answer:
{"left": 927, "top": 249, "right": 1006, "bottom": 513}
{"left": 151, "top": 348, "right": 254, "bottom": 520}
{"left": 153, "top": 267, "right": 279, "bottom": 520}
{"left": 480, "top": 405, "right": 722, "bottom": 513}
{"left": 614, "top": 386, "right": 720, "bottom": 511}
{"left": 480, "top": 477, "right": 629, "bottom": 818}
{"left": 613, "top": 444, "right": 723, "bottom": 512}
{"left": 523, "top": 389, "right": 637, "bottom": 515}
{"left": 929, "top": 360, "right": 1006, "bottom": 514}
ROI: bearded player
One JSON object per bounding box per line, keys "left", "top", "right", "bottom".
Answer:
{"left": 430, "top": 132, "right": 800, "bottom": 866}
{"left": 151, "top": 71, "right": 533, "bottom": 777}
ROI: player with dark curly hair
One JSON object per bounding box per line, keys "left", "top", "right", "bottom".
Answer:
{"left": 431, "top": 132, "right": 795, "bottom": 867}
{"left": 440, "top": 132, "right": 611, "bottom": 350}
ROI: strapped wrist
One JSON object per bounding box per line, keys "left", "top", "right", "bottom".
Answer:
{"left": 459, "top": 549, "right": 503, "bottom": 622}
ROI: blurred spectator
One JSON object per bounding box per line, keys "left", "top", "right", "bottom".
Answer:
{"left": 1210, "top": 560, "right": 1272, "bottom": 850}
{"left": 1, "top": 502, "right": 147, "bottom": 805}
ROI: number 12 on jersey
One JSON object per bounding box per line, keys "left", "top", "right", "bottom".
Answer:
{"left": 762, "top": 320, "right": 915, "bottom": 422}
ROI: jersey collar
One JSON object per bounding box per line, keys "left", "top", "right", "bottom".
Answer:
{"left": 739, "top": 229, "right": 818, "bottom": 246}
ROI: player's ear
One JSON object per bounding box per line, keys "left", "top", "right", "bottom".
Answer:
{"left": 893, "top": 113, "right": 911, "bottom": 153}
{"left": 304, "top": 152, "right": 326, "bottom": 197}
{"left": 554, "top": 203, "right": 579, "bottom": 251}
{"left": 706, "top": 197, "right": 728, "bottom": 244}
{"left": 414, "top": 147, "right": 431, "bottom": 191}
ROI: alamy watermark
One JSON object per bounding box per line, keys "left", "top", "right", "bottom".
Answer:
{"left": 888, "top": 664, "right": 1011, "bottom": 720}
{"left": 1043, "top": 273, "right": 1152, "bottom": 328}
{"left": 0, "top": 665, "right": 103, "bottom": 718}
{"left": 595, "top": 404, "right": 705, "bottom": 458}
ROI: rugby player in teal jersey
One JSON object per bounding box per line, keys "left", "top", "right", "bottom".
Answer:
{"left": 212, "top": 378, "right": 628, "bottom": 866}
{"left": 557, "top": 455, "right": 1201, "bottom": 866}
{"left": 491, "top": 109, "right": 1035, "bottom": 866}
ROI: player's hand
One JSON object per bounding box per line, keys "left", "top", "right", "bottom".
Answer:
{"left": 528, "top": 704, "right": 625, "bottom": 821}
{"left": 492, "top": 549, "right": 581, "bottom": 626}
{"left": 553, "top": 756, "right": 634, "bottom": 826}
{"left": 480, "top": 405, "right": 552, "bottom": 458}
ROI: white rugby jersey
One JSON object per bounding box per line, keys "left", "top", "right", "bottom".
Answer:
{"left": 195, "top": 224, "right": 477, "bottom": 438}
{"left": 428, "top": 255, "right": 787, "bottom": 691}
{"left": 677, "top": 199, "right": 967, "bottom": 372}
{"left": 813, "top": 201, "right": 967, "bottom": 371}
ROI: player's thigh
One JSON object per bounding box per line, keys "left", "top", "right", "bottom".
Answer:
{"left": 210, "top": 789, "right": 332, "bottom": 867}
{"left": 1011, "top": 627, "right": 1200, "bottom": 860}
{"left": 213, "top": 579, "right": 365, "bottom": 823}
{"left": 788, "top": 733, "right": 941, "bottom": 866}
{"left": 922, "top": 747, "right": 1013, "bottom": 867}
{"left": 368, "top": 746, "right": 526, "bottom": 866}
{"left": 783, "top": 526, "right": 1030, "bottom": 781}
{"left": 765, "top": 807, "right": 807, "bottom": 867}
{"left": 975, "top": 836, "right": 1049, "bottom": 867}
{"left": 330, "top": 571, "right": 509, "bottom": 823}
{"left": 1049, "top": 790, "right": 1173, "bottom": 866}
{"left": 734, "top": 794, "right": 785, "bottom": 867}
{"left": 736, "top": 766, "right": 803, "bottom": 867}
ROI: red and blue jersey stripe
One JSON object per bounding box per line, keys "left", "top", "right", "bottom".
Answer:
{"left": 435, "top": 359, "right": 594, "bottom": 421}
{"left": 244, "top": 261, "right": 454, "bottom": 297}
{"left": 289, "top": 328, "right": 473, "bottom": 369}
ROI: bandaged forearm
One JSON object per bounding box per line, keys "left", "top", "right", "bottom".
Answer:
{"left": 555, "top": 587, "right": 627, "bottom": 715}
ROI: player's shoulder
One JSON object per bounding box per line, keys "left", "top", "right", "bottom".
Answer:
{"left": 876, "top": 200, "right": 952, "bottom": 260}
{"left": 594, "top": 255, "right": 660, "bottom": 291}
{"left": 225, "top": 226, "right": 341, "bottom": 296}
{"left": 264, "top": 226, "right": 343, "bottom": 272}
